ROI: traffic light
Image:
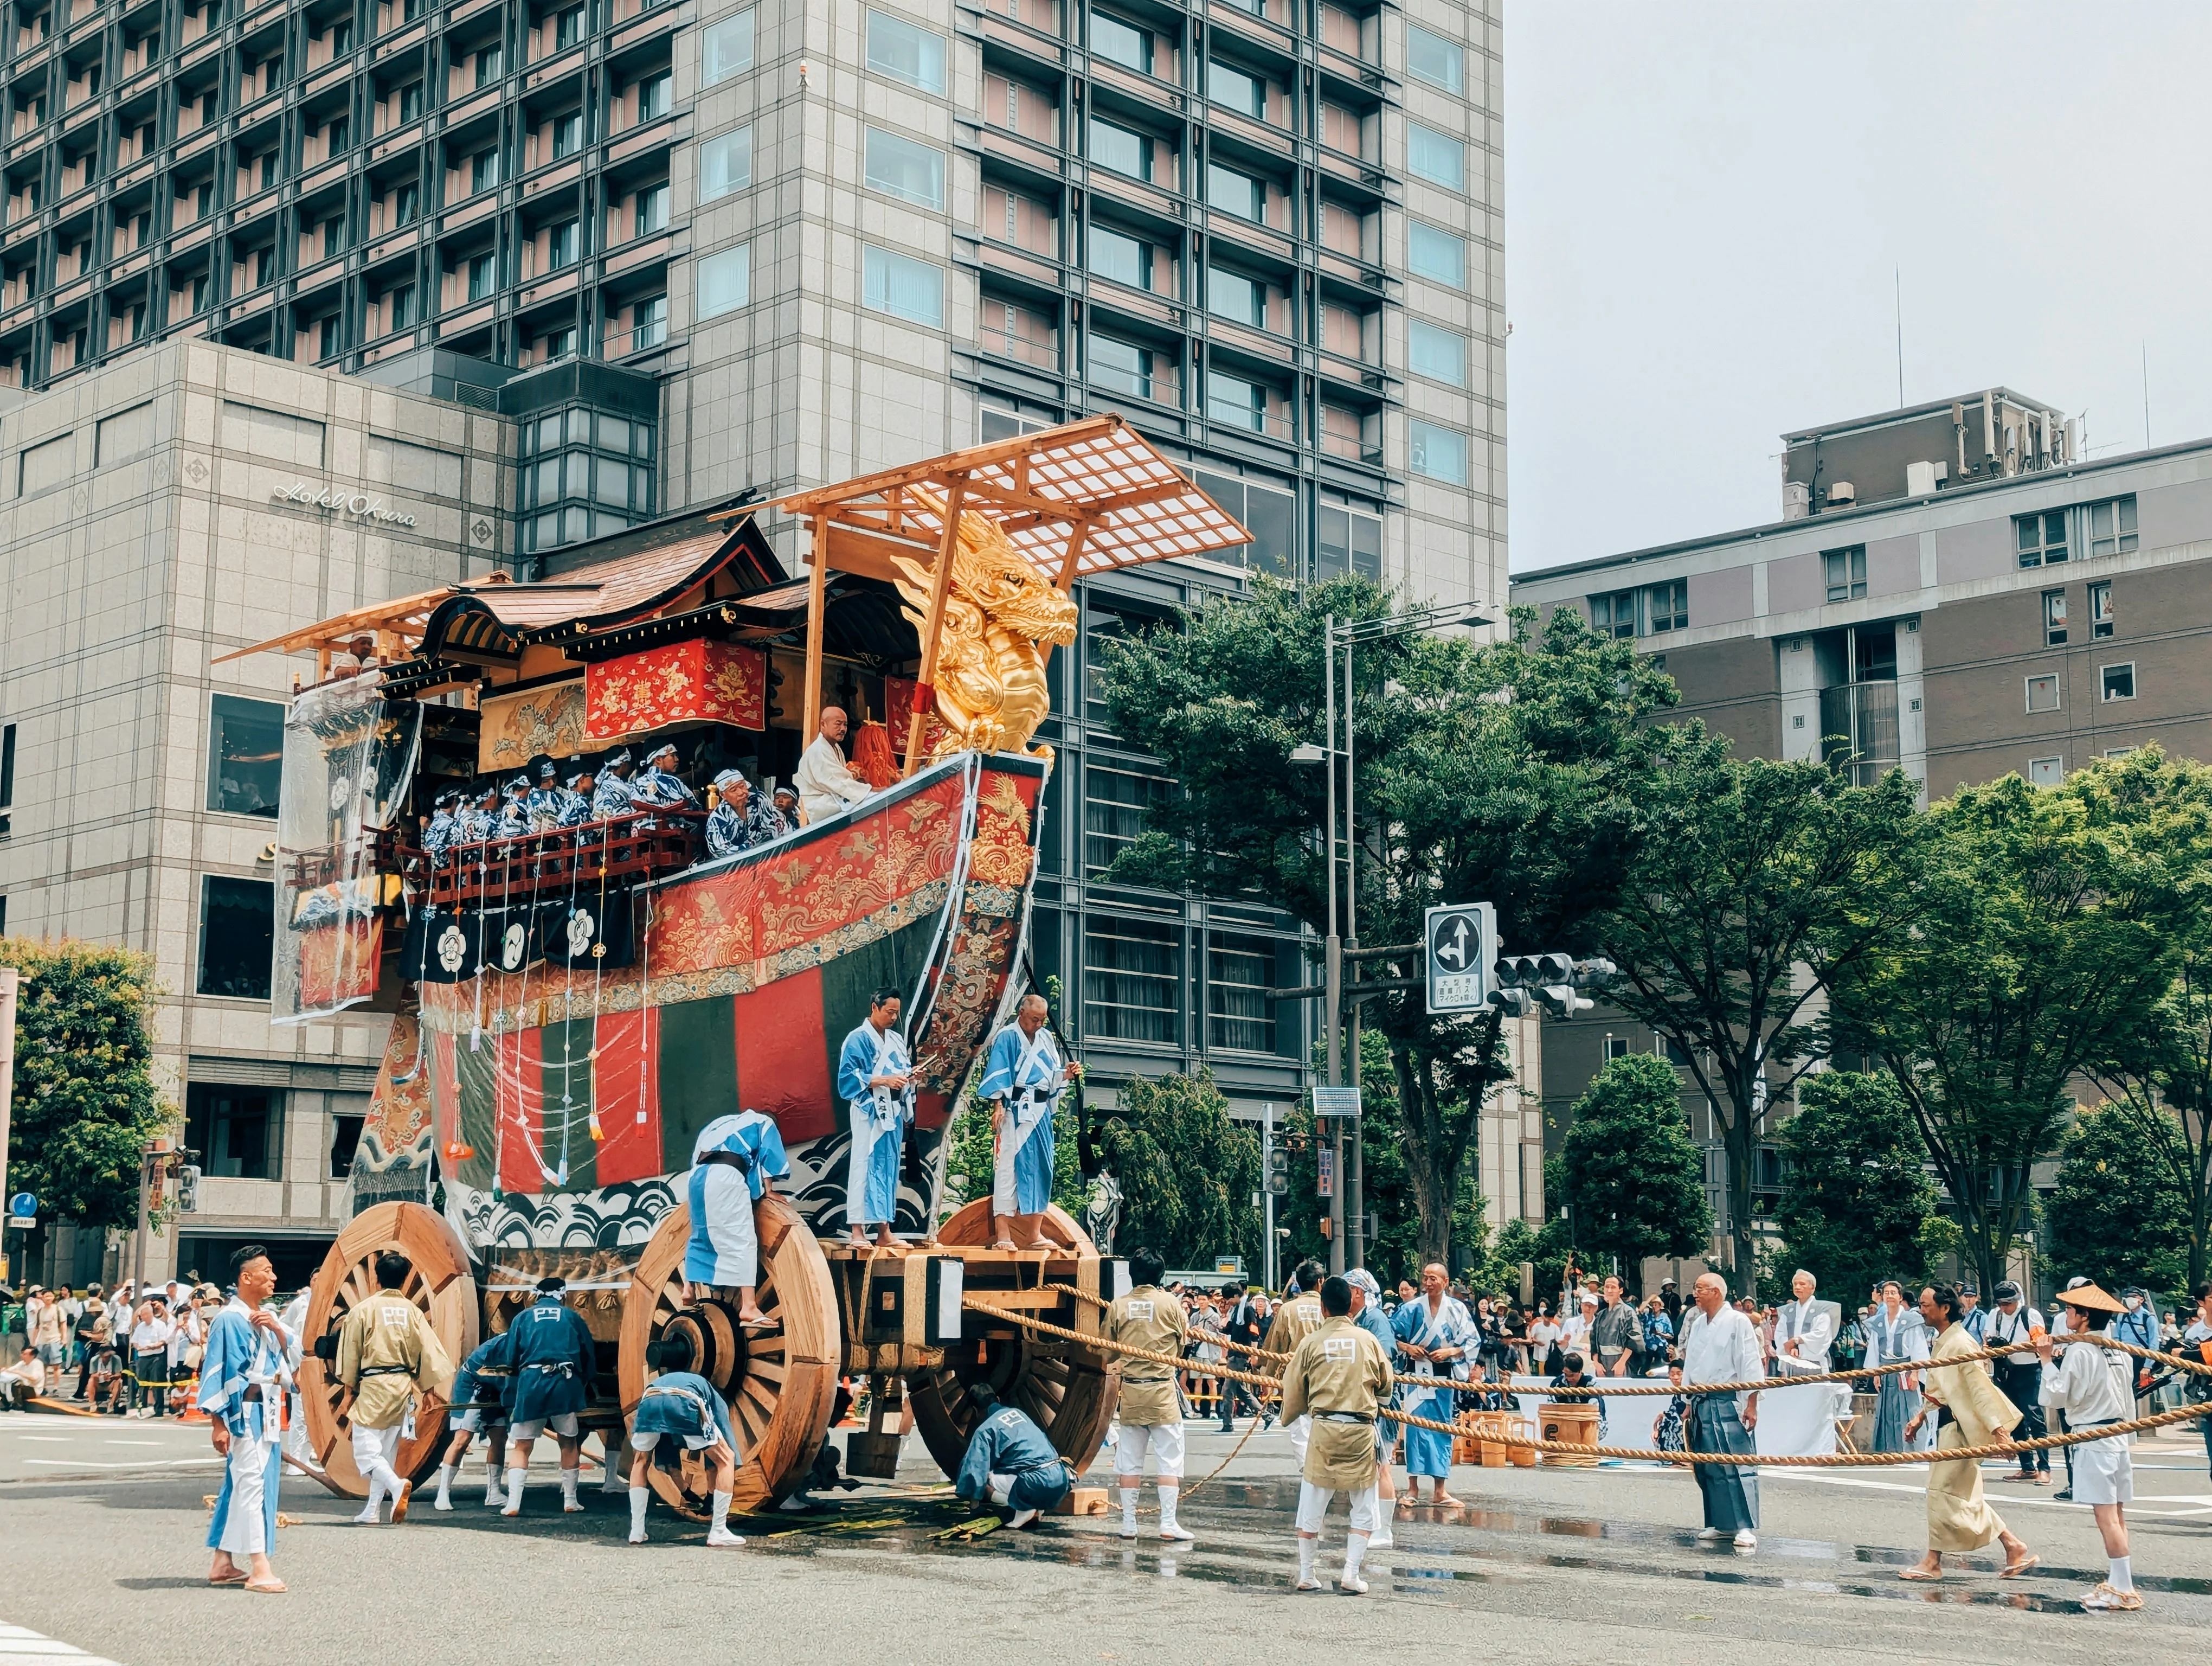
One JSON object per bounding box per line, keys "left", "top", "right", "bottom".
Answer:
{"left": 1491, "top": 952, "right": 1612, "bottom": 1020}
{"left": 1265, "top": 1148, "right": 1291, "bottom": 1197}
{"left": 176, "top": 1164, "right": 201, "bottom": 1213}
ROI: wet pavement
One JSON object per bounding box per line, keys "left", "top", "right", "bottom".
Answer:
{"left": 5, "top": 1416, "right": 2211, "bottom": 1664}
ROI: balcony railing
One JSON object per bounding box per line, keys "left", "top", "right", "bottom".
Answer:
{"left": 1819, "top": 680, "right": 1900, "bottom": 786}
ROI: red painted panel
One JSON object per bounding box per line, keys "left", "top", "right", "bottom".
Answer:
{"left": 591, "top": 1007, "right": 663, "bottom": 1184}
{"left": 493, "top": 1027, "right": 546, "bottom": 1195}
{"left": 736, "top": 965, "right": 834, "bottom": 1142}
{"left": 430, "top": 1030, "right": 458, "bottom": 1157}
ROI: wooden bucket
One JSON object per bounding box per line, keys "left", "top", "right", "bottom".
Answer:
{"left": 1540, "top": 1401, "right": 1600, "bottom": 1467}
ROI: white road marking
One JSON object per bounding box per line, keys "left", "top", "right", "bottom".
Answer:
{"left": 0, "top": 1619, "right": 120, "bottom": 1664}
{"left": 20, "top": 1457, "right": 221, "bottom": 1469}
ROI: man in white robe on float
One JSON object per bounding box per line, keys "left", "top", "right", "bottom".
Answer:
{"left": 981, "top": 994, "right": 1081, "bottom": 1251}
{"left": 837, "top": 988, "right": 914, "bottom": 1247}
{"left": 199, "top": 1244, "right": 298, "bottom": 1594}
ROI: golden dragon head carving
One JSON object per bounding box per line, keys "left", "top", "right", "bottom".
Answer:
{"left": 887, "top": 490, "right": 1079, "bottom": 761}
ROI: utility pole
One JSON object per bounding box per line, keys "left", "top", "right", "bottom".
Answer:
{"left": 1343, "top": 634, "right": 1363, "bottom": 1271}
{"left": 131, "top": 1148, "right": 154, "bottom": 1296}
{"left": 1261, "top": 1103, "right": 1276, "bottom": 1292}
{"left": 0, "top": 966, "right": 17, "bottom": 1286}
{"left": 1321, "top": 616, "right": 1344, "bottom": 1275}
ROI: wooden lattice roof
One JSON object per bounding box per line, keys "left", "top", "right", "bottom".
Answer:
{"left": 767, "top": 415, "right": 1251, "bottom": 589}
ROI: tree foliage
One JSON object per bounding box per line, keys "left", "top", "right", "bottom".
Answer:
{"left": 1772, "top": 1068, "right": 1945, "bottom": 1307}
{"left": 1095, "top": 578, "right": 1682, "bottom": 1266}
{"left": 1831, "top": 750, "right": 2212, "bottom": 1295}
{"left": 1095, "top": 1069, "right": 1261, "bottom": 1271}
{"left": 2045, "top": 1104, "right": 2191, "bottom": 1298}
{"left": 1597, "top": 751, "right": 1932, "bottom": 1281}
{"left": 1559, "top": 1054, "right": 1712, "bottom": 1270}
{"left": 2, "top": 939, "right": 171, "bottom": 1234}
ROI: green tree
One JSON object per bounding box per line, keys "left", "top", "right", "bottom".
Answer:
{"left": 1559, "top": 1054, "right": 1711, "bottom": 1271}
{"left": 1772, "top": 1068, "right": 1944, "bottom": 1307}
{"left": 2045, "top": 1104, "right": 2190, "bottom": 1296}
{"left": 1598, "top": 750, "right": 1932, "bottom": 1284}
{"left": 1096, "top": 1069, "right": 1260, "bottom": 1271}
{"left": 1095, "top": 578, "right": 1684, "bottom": 1267}
{"left": 2, "top": 939, "right": 172, "bottom": 1234}
{"left": 1831, "top": 751, "right": 2212, "bottom": 1295}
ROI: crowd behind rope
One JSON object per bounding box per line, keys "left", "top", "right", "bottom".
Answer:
{"left": 0, "top": 1277, "right": 245, "bottom": 1417}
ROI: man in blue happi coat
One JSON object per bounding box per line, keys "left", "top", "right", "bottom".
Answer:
{"left": 422, "top": 788, "right": 461, "bottom": 868}
{"left": 954, "top": 1382, "right": 1070, "bottom": 1529}
{"left": 591, "top": 750, "right": 638, "bottom": 819}
{"left": 980, "top": 995, "right": 1081, "bottom": 1251}
{"left": 498, "top": 1275, "right": 597, "bottom": 1517}
{"left": 627, "top": 741, "right": 698, "bottom": 827}
{"left": 199, "top": 1244, "right": 297, "bottom": 1594}
{"left": 433, "top": 1333, "right": 514, "bottom": 1511}
{"left": 836, "top": 988, "right": 913, "bottom": 1247}
{"left": 626, "top": 1332, "right": 744, "bottom": 1547}
{"left": 684, "top": 1110, "right": 790, "bottom": 1329}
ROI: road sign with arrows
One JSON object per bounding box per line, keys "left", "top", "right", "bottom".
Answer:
{"left": 1425, "top": 902, "right": 1495, "bottom": 1015}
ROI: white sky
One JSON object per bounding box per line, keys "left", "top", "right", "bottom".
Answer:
{"left": 1503, "top": 2, "right": 2212, "bottom": 572}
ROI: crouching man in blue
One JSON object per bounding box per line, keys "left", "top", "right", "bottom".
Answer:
{"left": 200, "top": 1244, "right": 298, "bottom": 1594}
{"left": 685, "top": 1110, "right": 790, "bottom": 1330}
{"left": 627, "top": 1332, "right": 744, "bottom": 1548}
{"left": 499, "top": 1275, "right": 597, "bottom": 1517}
{"left": 954, "top": 1382, "right": 1071, "bottom": 1529}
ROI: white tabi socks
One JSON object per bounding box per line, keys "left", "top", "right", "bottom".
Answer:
{"left": 1341, "top": 1532, "right": 1370, "bottom": 1594}
{"left": 1158, "top": 1485, "right": 1193, "bottom": 1541}
{"left": 628, "top": 1484, "right": 651, "bottom": 1544}
{"left": 706, "top": 1489, "right": 744, "bottom": 1547}
{"left": 1119, "top": 1486, "right": 1139, "bottom": 1538}
{"left": 485, "top": 1462, "right": 505, "bottom": 1507}
{"left": 600, "top": 1443, "right": 629, "bottom": 1494}
{"left": 561, "top": 1468, "right": 583, "bottom": 1512}
{"left": 434, "top": 1464, "right": 456, "bottom": 1511}
{"left": 1296, "top": 1536, "right": 1320, "bottom": 1590}
{"left": 355, "top": 1473, "right": 385, "bottom": 1524}
{"left": 502, "top": 1465, "right": 526, "bottom": 1516}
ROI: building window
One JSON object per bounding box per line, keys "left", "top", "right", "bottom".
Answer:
{"left": 1407, "top": 319, "right": 1465, "bottom": 387}
{"left": 1089, "top": 11, "right": 1149, "bottom": 73}
{"left": 1315, "top": 504, "right": 1381, "bottom": 580}
{"left": 1084, "top": 761, "right": 1172, "bottom": 875}
{"left": 861, "top": 245, "right": 943, "bottom": 326}
{"left": 637, "top": 70, "right": 672, "bottom": 122}
{"left": 1206, "top": 266, "right": 1264, "bottom": 327}
{"left": 2027, "top": 756, "right": 2063, "bottom": 789}
{"left": 1407, "top": 220, "right": 1466, "bottom": 288}
{"left": 554, "top": 4, "right": 584, "bottom": 48}
{"left": 2101, "top": 662, "right": 2136, "bottom": 702}
{"left": 1206, "top": 932, "right": 1275, "bottom": 1052}
{"left": 1603, "top": 1034, "right": 1630, "bottom": 1061}
{"left": 207, "top": 694, "right": 282, "bottom": 816}
{"left": 633, "top": 183, "right": 669, "bottom": 236}
{"left": 1408, "top": 419, "right": 1468, "bottom": 485}
{"left": 471, "top": 148, "right": 502, "bottom": 193}
{"left": 1090, "top": 334, "right": 1156, "bottom": 401}
{"left": 700, "top": 127, "right": 753, "bottom": 200}
{"left": 466, "top": 251, "right": 496, "bottom": 300}
{"left": 697, "top": 242, "right": 750, "bottom": 316}
{"left": 388, "top": 283, "right": 418, "bottom": 329}
{"left": 703, "top": 10, "right": 755, "bottom": 84}
{"left": 1406, "top": 123, "right": 1465, "bottom": 189}
{"left": 1206, "top": 59, "right": 1265, "bottom": 118}
{"left": 1646, "top": 578, "right": 1688, "bottom": 634}
{"left": 1405, "top": 22, "right": 1462, "bottom": 92}
{"left": 2086, "top": 495, "right": 2138, "bottom": 558}
{"left": 330, "top": 1113, "right": 364, "bottom": 1177}
{"left": 475, "top": 44, "right": 503, "bottom": 86}
{"left": 197, "top": 876, "right": 274, "bottom": 1000}
{"left": 1590, "top": 590, "right": 1636, "bottom": 640}
{"left": 0, "top": 721, "right": 14, "bottom": 837}
{"left": 546, "top": 219, "right": 579, "bottom": 267}
{"left": 1660, "top": 1034, "right": 1690, "bottom": 1066}
{"left": 629, "top": 293, "right": 667, "bottom": 350}
{"left": 1089, "top": 118, "right": 1151, "bottom": 181}
{"left": 867, "top": 8, "right": 947, "bottom": 90}
{"left": 864, "top": 127, "right": 946, "bottom": 209}
{"left": 396, "top": 80, "right": 422, "bottom": 123}
{"left": 394, "top": 183, "right": 419, "bottom": 225}
{"left": 2024, "top": 673, "right": 2060, "bottom": 713}
{"left": 1084, "top": 918, "right": 1180, "bottom": 1045}
{"left": 1205, "top": 161, "right": 1263, "bottom": 221}
{"left": 2015, "top": 509, "right": 2067, "bottom": 568}
{"left": 1823, "top": 544, "right": 1867, "bottom": 603}
{"left": 1086, "top": 225, "right": 1152, "bottom": 291}
{"left": 2089, "top": 580, "right": 2113, "bottom": 638}
{"left": 983, "top": 183, "right": 1056, "bottom": 254}
{"left": 184, "top": 1084, "right": 278, "bottom": 1180}
{"left": 551, "top": 110, "right": 583, "bottom": 158}
{"left": 982, "top": 298, "right": 1057, "bottom": 368}
{"left": 317, "top": 315, "right": 343, "bottom": 358}
{"left": 1206, "top": 368, "right": 1266, "bottom": 432}
{"left": 2043, "top": 589, "right": 2068, "bottom": 645}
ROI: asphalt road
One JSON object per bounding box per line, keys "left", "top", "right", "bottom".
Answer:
{"left": 4, "top": 1409, "right": 2211, "bottom": 1665}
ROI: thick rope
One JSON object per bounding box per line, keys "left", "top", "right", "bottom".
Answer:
{"left": 961, "top": 1297, "right": 2212, "bottom": 1468}
{"left": 1044, "top": 1282, "right": 1295, "bottom": 1364}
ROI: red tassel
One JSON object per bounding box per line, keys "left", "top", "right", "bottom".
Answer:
{"left": 851, "top": 720, "right": 901, "bottom": 789}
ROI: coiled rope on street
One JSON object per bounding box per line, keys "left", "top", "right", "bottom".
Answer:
{"left": 962, "top": 1296, "right": 2212, "bottom": 1468}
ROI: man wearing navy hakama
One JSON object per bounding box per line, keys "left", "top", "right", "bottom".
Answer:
{"left": 498, "top": 1276, "right": 597, "bottom": 1517}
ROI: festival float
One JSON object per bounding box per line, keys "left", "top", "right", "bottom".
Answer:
{"left": 218, "top": 418, "right": 1249, "bottom": 1513}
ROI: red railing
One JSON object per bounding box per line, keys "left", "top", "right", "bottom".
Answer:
{"left": 401, "top": 809, "right": 708, "bottom": 907}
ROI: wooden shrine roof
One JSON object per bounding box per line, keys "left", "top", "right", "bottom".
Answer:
{"left": 766, "top": 415, "right": 1252, "bottom": 589}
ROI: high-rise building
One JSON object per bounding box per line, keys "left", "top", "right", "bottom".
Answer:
{"left": 0, "top": 0, "right": 1520, "bottom": 1285}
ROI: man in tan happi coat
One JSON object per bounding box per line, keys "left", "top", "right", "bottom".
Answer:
{"left": 1278, "top": 1275, "right": 1394, "bottom": 1595}
{"left": 1900, "top": 1281, "right": 2036, "bottom": 1581}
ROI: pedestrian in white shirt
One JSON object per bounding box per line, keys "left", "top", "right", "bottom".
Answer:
{"left": 1773, "top": 1270, "right": 1836, "bottom": 1373}
{"left": 2038, "top": 1283, "right": 2141, "bottom": 1610}
{"left": 1679, "top": 1272, "right": 1761, "bottom": 1552}
{"left": 128, "top": 1297, "right": 177, "bottom": 1419}
{"left": 794, "top": 706, "right": 872, "bottom": 825}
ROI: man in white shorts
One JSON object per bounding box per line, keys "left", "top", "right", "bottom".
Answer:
{"left": 1279, "top": 1276, "right": 1394, "bottom": 1594}
{"left": 1106, "top": 1249, "right": 1193, "bottom": 1541}
{"left": 2039, "top": 1282, "right": 2141, "bottom": 1610}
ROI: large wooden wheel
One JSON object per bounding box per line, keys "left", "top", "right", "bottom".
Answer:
{"left": 300, "top": 1202, "right": 479, "bottom": 1497}
{"left": 905, "top": 1199, "right": 1118, "bottom": 1484}
{"left": 618, "top": 1193, "right": 838, "bottom": 1518}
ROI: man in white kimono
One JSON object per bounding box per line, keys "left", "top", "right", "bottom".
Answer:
{"left": 1680, "top": 1271, "right": 1761, "bottom": 1553}
{"left": 980, "top": 995, "right": 1080, "bottom": 1250}
{"left": 199, "top": 1245, "right": 298, "bottom": 1594}
{"left": 1774, "top": 1269, "right": 1837, "bottom": 1372}
{"left": 796, "top": 706, "right": 872, "bottom": 826}
{"left": 835, "top": 988, "right": 913, "bottom": 1247}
